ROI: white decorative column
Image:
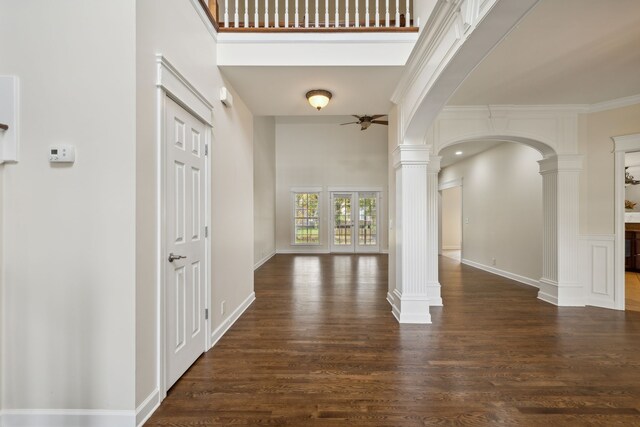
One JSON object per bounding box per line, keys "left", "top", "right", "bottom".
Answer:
{"left": 426, "top": 155, "right": 442, "bottom": 305}
{"left": 390, "top": 145, "right": 436, "bottom": 323}
{"left": 538, "top": 154, "right": 584, "bottom": 306}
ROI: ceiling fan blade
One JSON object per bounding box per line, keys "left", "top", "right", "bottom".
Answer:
{"left": 370, "top": 115, "right": 387, "bottom": 120}
{"left": 340, "top": 122, "right": 359, "bottom": 125}
{"left": 371, "top": 120, "right": 388, "bottom": 125}
{"left": 352, "top": 115, "right": 363, "bottom": 119}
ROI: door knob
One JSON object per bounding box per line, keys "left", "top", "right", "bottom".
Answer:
{"left": 168, "top": 253, "right": 186, "bottom": 262}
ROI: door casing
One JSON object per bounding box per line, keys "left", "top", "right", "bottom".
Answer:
{"left": 156, "top": 56, "right": 213, "bottom": 400}
{"left": 328, "top": 187, "right": 382, "bottom": 254}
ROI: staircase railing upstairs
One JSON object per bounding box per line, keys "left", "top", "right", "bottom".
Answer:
{"left": 201, "top": 0, "right": 417, "bottom": 32}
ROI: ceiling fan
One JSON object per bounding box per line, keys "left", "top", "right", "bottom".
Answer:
{"left": 341, "top": 115, "right": 388, "bottom": 131}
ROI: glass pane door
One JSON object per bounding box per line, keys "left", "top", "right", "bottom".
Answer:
{"left": 330, "top": 191, "right": 380, "bottom": 253}
{"left": 331, "top": 193, "right": 355, "bottom": 252}
{"left": 358, "top": 192, "right": 378, "bottom": 249}
{"left": 355, "top": 192, "right": 379, "bottom": 252}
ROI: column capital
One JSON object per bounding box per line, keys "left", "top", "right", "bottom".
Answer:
{"left": 427, "top": 155, "right": 441, "bottom": 174}
{"left": 392, "top": 144, "right": 430, "bottom": 169}
{"left": 538, "top": 154, "right": 583, "bottom": 175}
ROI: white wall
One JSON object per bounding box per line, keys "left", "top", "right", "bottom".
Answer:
{"left": 136, "top": 0, "right": 255, "bottom": 409}
{"left": 441, "top": 186, "right": 461, "bottom": 250}
{"left": 275, "top": 118, "right": 388, "bottom": 252}
{"left": 0, "top": 0, "right": 136, "bottom": 411}
{"left": 439, "top": 142, "right": 543, "bottom": 283}
{"left": 254, "top": 117, "right": 276, "bottom": 267}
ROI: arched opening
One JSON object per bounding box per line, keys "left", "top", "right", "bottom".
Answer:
{"left": 435, "top": 135, "right": 564, "bottom": 305}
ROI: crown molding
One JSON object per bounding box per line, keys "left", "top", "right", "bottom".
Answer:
{"left": 588, "top": 93, "right": 640, "bottom": 113}
{"left": 444, "top": 93, "right": 640, "bottom": 115}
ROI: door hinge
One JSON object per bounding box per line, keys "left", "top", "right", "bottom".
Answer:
{"left": 205, "top": 308, "right": 209, "bottom": 320}
{"left": 205, "top": 143, "right": 209, "bottom": 156}
{"left": 205, "top": 226, "right": 208, "bottom": 237}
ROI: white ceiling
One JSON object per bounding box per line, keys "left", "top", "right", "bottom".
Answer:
{"left": 439, "top": 140, "right": 503, "bottom": 168}
{"left": 220, "top": 66, "right": 402, "bottom": 116}
{"left": 449, "top": 0, "right": 640, "bottom": 106}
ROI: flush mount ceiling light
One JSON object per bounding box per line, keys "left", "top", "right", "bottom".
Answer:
{"left": 455, "top": 151, "right": 463, "bottom": 155}
{"left": 306, "top": 89, "right": 332, "bottom": 111}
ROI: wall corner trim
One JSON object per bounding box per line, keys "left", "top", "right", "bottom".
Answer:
{"left": 0, "top": 409, "right": 135, "bottom": 427}
{"left": 210, "top": 292, "right": 256, "bottom": 348}
{"left": 254, "top": 251, "right": 276, "bottom": 270}
{"left": 136, "top": 388, "right": 161, "bottom": 427}
{"left": 461, "top": 258, "right": 540, "bottom": 289}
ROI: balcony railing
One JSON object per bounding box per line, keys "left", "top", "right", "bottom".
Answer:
{"left": 201, "top": 0, "right": 416, "bottom": 32}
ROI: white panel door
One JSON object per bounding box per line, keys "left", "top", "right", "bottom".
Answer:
{"left": 165, "top": 96, "right": 207, "bottom": 389}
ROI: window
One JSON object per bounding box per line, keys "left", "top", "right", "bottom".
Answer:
{"left": 293, "top": 192, "right": 320, "bottom": 244}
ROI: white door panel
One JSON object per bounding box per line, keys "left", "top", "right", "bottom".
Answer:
{"left": 165, "top": 96, "right": 207, "bottom": 389}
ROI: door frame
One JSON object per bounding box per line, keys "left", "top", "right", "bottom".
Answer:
{"left": 156, "top": 55, "right": 213, "bottom": 399}
{"left": 327, "top": 186, "right": 383, "bottom": 253}
{"left": 613, "top": 133, "right": 640, "bottom": 311}
{"left": 438, "top": 178, "right": 463, "bottom": 260}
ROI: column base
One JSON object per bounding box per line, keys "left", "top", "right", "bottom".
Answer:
{"left": 389, "top": 289, "right": 432, "bottom": 324}
{"left": 538, "top": 278, "right": 585, "bottom": 307}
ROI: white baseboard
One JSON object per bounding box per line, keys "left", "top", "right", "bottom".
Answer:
{"left": 276, "top": 249, "right": 330, "bottom": 254}
{"left": 136, "top": 388, "right": 160, "bottom": 427}
{"left": 210, "top": 292, "right": 256, "bottom": 348}
{"left": 461, "top": 258, "right": 539, "bottom": 288}
{"left": 277, "top": 249, "right": 389, "bottom": 255}
{"left": 254, "top": 250, "right": 276, "bottom": 270}
{"left": 0, "top": 409, "right": 135, "bottom": 427}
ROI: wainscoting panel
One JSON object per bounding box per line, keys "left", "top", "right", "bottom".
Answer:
{"left": 580, "top": 235, "right": 616, "bottom": 309}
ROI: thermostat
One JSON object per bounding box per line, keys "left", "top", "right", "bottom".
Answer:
{"left": 49, "top": 145, "right": 75, "bottom": 163}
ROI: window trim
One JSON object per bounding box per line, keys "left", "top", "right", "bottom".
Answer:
{"left": 291, "top": 188, "right": 322, "bottom": 246}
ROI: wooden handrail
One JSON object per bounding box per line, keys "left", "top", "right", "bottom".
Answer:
{"left": 218, "top": 25, "right": 418, "bottom": 33}
{"left": 198, "top": 0, "right": 220, "bottom": 32}
{"left": 200, "top": 0, "right": 416, "bottom": 33}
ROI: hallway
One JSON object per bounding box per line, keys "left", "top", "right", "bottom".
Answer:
{"left": 145, "top": 254, "right": 640, "bottom": 426}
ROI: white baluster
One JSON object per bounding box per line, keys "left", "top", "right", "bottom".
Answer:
{"left": 375, "top": 0, "right": 379, "bottom": 27}
{"left": 345, "top": 0, "right": 349, "bottom": 27}
{"left": 295, "top": 0, "right": 299, "bottom": 27}
{"left": 305, "top": 0, "right": 309, "bottom": 27}
{"left": 275, "top": 0, "right": 279, "bottom": 27}
{"left": 385, "top": 0, "right": 389, "bottom": 27}
{"left": 335, "top": 0, "right": 339, "bottom": 27}
{"left": 365, "top": 0, "right": 370, "bottom": 27}
{"left": 234, "top": 0, "right": 239, "bottom": 27}
{"left": 395, "top": 0, "right": 399, "bottom": 27}
{"left": 244, "top": 0, "right": 248, "bottom": 27}
{"left": 315, "top": 0, "right": 319, "bottom": 27}
{"left": 355, "top": 0, "right": 359, "bottom": 27}
{"left": 254, "top": 0, "right": 259, "bottom": 27}
{"left": 224, "top": 0, "right": 229, "bottom": 27}
{"left": 285, "top": 0, "right": 289, "bottom": 27}
{"left": 405, "top": 0, "right": 409, "bottom": 26}
{"left": 264, "top": 0, "right": 269, "bottom": 28}
{"left": 325, "top": 0, "right": 329, "bottom": 26}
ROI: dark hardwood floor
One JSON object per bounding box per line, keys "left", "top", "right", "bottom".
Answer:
{"left": 145, "top": 254, "right": 640, "bottom": 426}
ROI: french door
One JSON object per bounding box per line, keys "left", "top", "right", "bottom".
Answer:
{"left": 330, "top": 191, "right": 380, "bottom": 253}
